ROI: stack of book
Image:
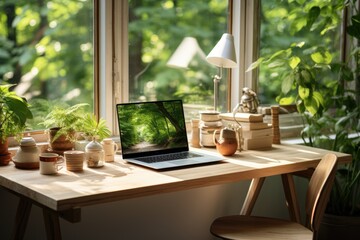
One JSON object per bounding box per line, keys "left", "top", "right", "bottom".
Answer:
{"left": 220, "top": 112, "right": 273, "bottom": 150}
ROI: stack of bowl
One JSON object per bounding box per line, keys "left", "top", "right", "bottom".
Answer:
{"left": 64, "top": 150, "right": 84, "bottom": 172}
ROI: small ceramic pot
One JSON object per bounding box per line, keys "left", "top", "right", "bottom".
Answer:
{"left": 14, "top": 137, "right": 40, "bottom": 163}
{"left": 213, "top": 128, "right": 238, "bottom": 156}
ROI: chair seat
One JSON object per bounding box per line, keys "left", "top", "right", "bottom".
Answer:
{"left": 210, "top": 215, "right": 313, "bottom": 240}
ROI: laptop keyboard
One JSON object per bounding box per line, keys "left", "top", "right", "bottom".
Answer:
{"left": 136, "top": 152, "right": 201, "bottom": 163}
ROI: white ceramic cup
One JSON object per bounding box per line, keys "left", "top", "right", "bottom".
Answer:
{"left": 39, "top": 153, "right": 64, "bottom": 175}
{"left": 101, "top": 138, "right": 118, "bottom": 162}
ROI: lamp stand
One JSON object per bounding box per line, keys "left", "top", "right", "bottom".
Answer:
{"left": 213, "top": 67, "right": 223, "bottom": 112}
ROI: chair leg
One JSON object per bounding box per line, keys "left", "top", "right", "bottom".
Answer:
{"left": 240, "top": 177, "right": 266, "bottom": 215}
{"left": 282, "top": 174, "right": 301, "bottom": 223}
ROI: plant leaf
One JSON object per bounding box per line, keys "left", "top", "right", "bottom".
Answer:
{"left": 311, "top": 51, "right": 333, "bottom": 64}
{"left": 266, "top": 49, "right": 289, "bottom": 62}
{"left": 298, "top": 86, "right": 310, "bottom": 99}
{"left": 268, "top": 59, "right": 285, "bottom": 68}
{"left": 304, "top": 96, "right": 319, "bottom": 115}
{"left": 312, "top": 91, "right": 324, "bottom": 108}
{"left": 246, "top": 57, "right": 264, "bottom": 72}
{"left": 279, "top": 96, "right": 295, "bottom": 105}
{"left": 301, "top": 69, "right": 312, "bottom": 83}
{"left": 289, "top": 56, "right": 301, "bottom": 69}
{"left": 306, "top": 6, "right": 320, "bottom": 29}
{"left": 282, "top": 74, "right": 294, "bottom": 94}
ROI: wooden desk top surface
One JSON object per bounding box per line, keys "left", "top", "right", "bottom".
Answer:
{"left": 0, "top": 144, "right": 351, "bottom": 211}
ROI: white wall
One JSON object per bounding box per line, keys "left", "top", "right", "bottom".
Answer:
{"left": 0, "top": 175, "right": 305, "bottom": 240}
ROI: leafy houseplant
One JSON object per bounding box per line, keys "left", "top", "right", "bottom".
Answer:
{"left": 81, "top": 113, "right": 111, "bottom": 141}
{"left": 248, "top": 0, "right": 360, "bottom": 222}
{"left": 41, "top": 103, "right": 88, "bottom": 151}
{"left": 0, "top": 84, "right": 33, "bottom": 165}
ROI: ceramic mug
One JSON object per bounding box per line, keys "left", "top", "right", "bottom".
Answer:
{"left": 64, "top": 150, "right": 84, "bottom": 172}
{"left": 39, "top": 153, "right": 64, "bottom": 175}
{"left": 101, "top": 138, "right": 118, "bottom": 162}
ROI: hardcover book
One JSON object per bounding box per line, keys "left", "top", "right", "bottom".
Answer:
{"left": 241, "top": 128, "right": 273, "bottom": 139}
{"left": 220, "top": 112, "right": 264, "bottom": 122}
{"left": 236, "top": 121, "right": 271, "bottom": 131}
{"left": 242, "top": 135, "right": 273, "bottom": 150}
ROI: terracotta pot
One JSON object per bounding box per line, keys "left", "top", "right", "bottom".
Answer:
{"left": 318, "top": 213, "right": 360, "bottom": 240}
{"left": 49, "top": 127, "right": 75, "bottom": 151}
{"left": 0, "top": 139, "right": 9, "bottom": 155}
{"left": 0, "top": 140, "right": 11, "bottom": 166}
{"left": 213, "top": 128, "right": 238, "bottom": 156}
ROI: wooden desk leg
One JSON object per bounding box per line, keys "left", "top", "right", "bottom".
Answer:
{"left": 281, "top": 174, "right": 301, "bottom": 223}
{"left": 43, "top": 208, "right": 62, "bottom": 240}
{"left": 240, "top": 178, "right": 266, "bottom": 215}
{"left": 11, "top": 198, "right": 32, "bottom": 240}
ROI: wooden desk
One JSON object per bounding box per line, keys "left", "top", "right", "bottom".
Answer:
{"left": 0, "top": 144, "right": 352, "bottom": 240}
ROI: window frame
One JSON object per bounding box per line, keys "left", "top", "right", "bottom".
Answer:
{"left": 231, "top": 0, "right": 260, "bottom": 110}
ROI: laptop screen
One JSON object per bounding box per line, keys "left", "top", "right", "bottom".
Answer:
{"left": 116, "top": 100, "right": 189, "bottom": 158}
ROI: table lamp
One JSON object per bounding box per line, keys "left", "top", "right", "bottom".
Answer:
{"left": 206, "top": 33, "right": 237, "bottom": 112}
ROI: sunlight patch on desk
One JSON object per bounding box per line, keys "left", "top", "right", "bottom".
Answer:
{"left": 27, "top": 165, "right": 181, "bottom": 200}
{"left": 224, "top": 157, "right": 292, "bottom": 168}
{"left": 296, "top": 149, "right": 321, "bottom": 155}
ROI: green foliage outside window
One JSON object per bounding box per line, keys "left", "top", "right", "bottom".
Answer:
{"left": 128, "top": 0, "right": 229, "bottom": 112}
{"left": 0, "top": 0, "right": 94, "bottom": 130}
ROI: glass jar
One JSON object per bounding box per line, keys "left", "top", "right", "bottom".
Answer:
{"left": 85, "top": 139, "right": 104, "bottom": 168}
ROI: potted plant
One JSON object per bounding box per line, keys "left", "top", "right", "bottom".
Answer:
{"left": 315, "top": 2, "right": 360, "bottom": 238}
{"left": 0, "top": 84, "right": 33, "bottom": 165}
{"left": 80, "top": 113, "right": 112, "bottom": 167}
{"left": 247, "top": 1, "right": 360, "bottom": 239}
{"left": 41, "top": 103, "right": 88, "bottom": 153}
{"left": 81, "top": 113, "right": 111, "bottom": 141}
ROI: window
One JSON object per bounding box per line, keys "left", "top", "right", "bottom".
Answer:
{"left": 127, "top": 0, "right": 230, "bottom": 119}
{"left": 5, "top": 0, "right": 347, "bottom": 139}
{"left": 0, "top": 0, "right": 94, "bottom": 131}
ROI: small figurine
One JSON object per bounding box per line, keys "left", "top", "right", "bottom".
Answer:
{"left": 239, "top": 87, "right": 259, "bottom": 113}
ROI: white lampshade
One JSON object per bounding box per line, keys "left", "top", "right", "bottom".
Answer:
{"left": 167, "top": 37, "right": 206, "bottom": 69}
{"left": 206, "top": 33, "right": 237, "bottom": 68}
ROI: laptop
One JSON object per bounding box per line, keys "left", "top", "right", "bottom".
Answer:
{"left": 116, "top": 100, "right": 223, "bottom": 170}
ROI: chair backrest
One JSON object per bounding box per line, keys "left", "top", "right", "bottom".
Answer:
{"left": 305, "top": 153, "right": 338, "bottom": 235}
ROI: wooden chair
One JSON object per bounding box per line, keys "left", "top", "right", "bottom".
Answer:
{"left": 210, "top": 153, "right": 338, "bottom": 240}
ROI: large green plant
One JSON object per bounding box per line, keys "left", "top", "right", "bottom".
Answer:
{"left": 248, "top": 0, "right": 360, "bottom": 216}
{"left": 0, "top": 84, "right": 33, "bottom": 143}
{"left": 325, "top": 2, "right": 360, "bottom": 216}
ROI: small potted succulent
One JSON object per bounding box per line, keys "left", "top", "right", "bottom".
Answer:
{"left": 0, "top": 84, "right": 33, "bottom": 165}
{"left": 81, "top": 113, "right": 111, "bottom": 141}
{"left": 81, "top": 113, "right": 111, "bottom": 168}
